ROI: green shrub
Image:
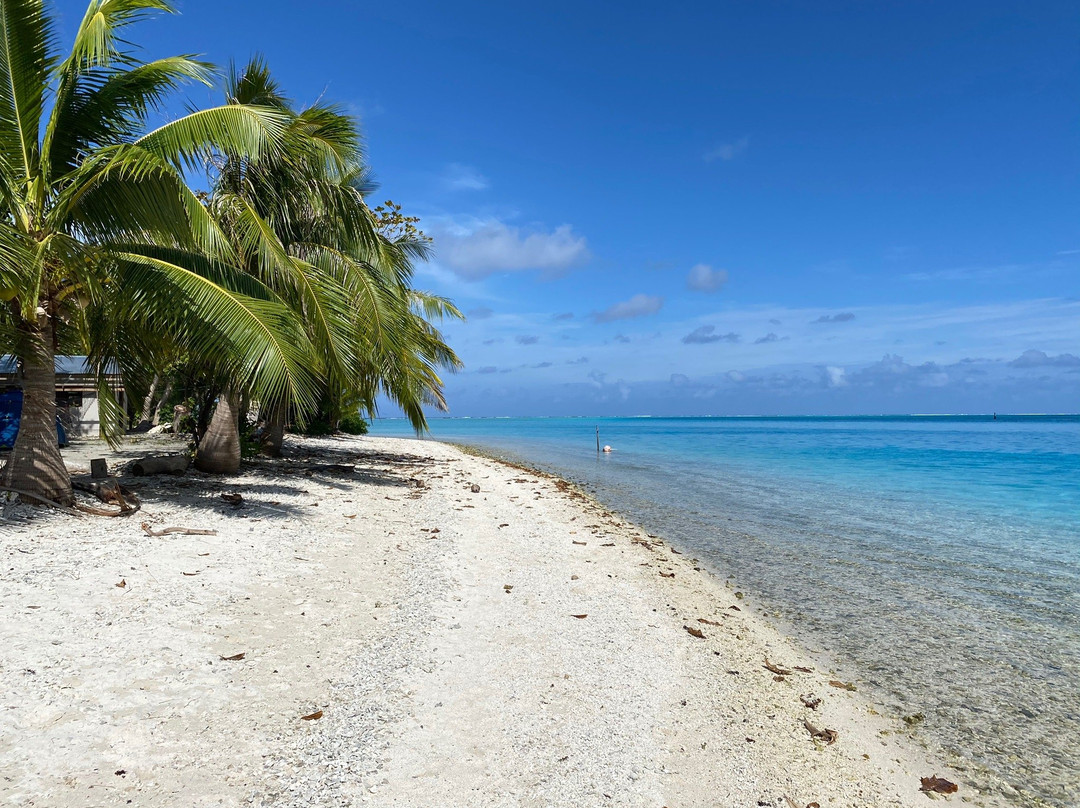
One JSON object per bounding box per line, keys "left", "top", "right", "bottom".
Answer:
{"left": 338, "top": 414, "right": 368, "bottom": 435}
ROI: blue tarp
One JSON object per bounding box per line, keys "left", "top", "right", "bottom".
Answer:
{"left": 0, "top": 389, "right": 67, "bottom": 449}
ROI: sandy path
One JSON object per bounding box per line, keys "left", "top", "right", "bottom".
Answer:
{"left": 1, "top": 436, "right": 993, "bottom": 807}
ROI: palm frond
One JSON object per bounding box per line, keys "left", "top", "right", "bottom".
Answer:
{"left": 113, "top": 249, "right": 320, "bottom": 410}
{"left": 0, "top": 0, "right": 55, "bottom": 181}
{"left": 45, "top": 55, "right": 214, "bottom": 177}
{"left": 136, "top": 103, "right": 288, "bottom": 172}
{"left": 66, "top": 0, "right": 174, "bottom": 70}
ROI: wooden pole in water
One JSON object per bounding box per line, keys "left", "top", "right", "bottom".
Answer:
{"left": 596, "top": 426, "right": 600, "bottom": 453}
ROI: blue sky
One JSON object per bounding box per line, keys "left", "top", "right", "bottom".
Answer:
{"left": 56, "top": 0, "right": 1079, "bottom": 414}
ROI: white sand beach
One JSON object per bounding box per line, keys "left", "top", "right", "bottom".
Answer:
{"left": 1, "top": 435, "right": 994, "bottom": 807}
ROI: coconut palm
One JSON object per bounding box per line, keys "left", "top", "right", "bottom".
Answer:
{"left": 193, "top": 60, "right": 461, "bottom": 464}
{"left": 0, "top": 0, "right": 316, "bottom": 503}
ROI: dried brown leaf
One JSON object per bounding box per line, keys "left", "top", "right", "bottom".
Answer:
{"left": 220, "top": 653, "right": 246, "bottom": 661}
{"left": 765, "top": 658, "right": 793, "bottom": 676}
{"left": 920, "top": 776, "right": 958, "bottom": 794}
{"left": 828, "top": 679, "right": 857, "bottom": 691}
{"left": 684, "top": 625, "right": 705, "bottom": 639}
{"left": 697, "top": 618, "right": 721, "bottom": 626}
{"left": 572, "top": 540, "right": 587, "bottom": 546}
{"left": 804, "top": 718, "right": 838, "bottom": 745}
{"left": 571, "top": 614, "right": 588, "bottom": 619}
{"left": 300, "top": 710, "right": 323, "bottom": 721}
{"left": 800, "top": 693, "right": 822, "bottom": 710}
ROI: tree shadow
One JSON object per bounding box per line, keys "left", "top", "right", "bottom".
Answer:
{"left": 2, "top": 435, "right": 438, "bottom": 526}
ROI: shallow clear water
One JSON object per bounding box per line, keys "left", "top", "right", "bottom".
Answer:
{"left": 370, "top": 415, "right": 1080, "bottom": 806}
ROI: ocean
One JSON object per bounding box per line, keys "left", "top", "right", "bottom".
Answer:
{"left": 368, "top": 414, "right": 1079, "bottom": 806}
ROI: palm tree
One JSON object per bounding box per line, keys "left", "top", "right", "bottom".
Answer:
{"left": 0, "top": 0, "right": 316, "bottom": 503}
{"left": 194, "top": 60, "right": 461, "bottom": 465}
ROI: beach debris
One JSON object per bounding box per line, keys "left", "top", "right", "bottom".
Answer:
{"left": 800, "top": 693, "right": 822, "bottom": 710}
{"left": 659, "top": 571, "right": 675, "bottom": 578}
{"left": 498, "top": 523, "right": 509, "bottom": 528}
{"left": 73, "top": 477, "right": 140, "bottom": 515}
{"left": 697, "top": 618, "right": 722, "bottom": 626}
{"left": 573, "top": 540, "right": 587, "bottom": 546}
{"left": 115, "top": 579, "right": 126, "bottom": 588}
{"left": 181, "top": 571, "right": 198, "bottom": 576}
{"left": 765, "top": 658, "right": 793, "bottom": 676}
{"left": 735, "top": 591, "right": 744, "bottom": 599}
{"left": 570, "top": 574, "right": 579, "bottom": 580}
{"left": 344, "top": 514, "right": 357, "bottom": 519}
{"left": 503, "top": 584, "right": 513, "bottom": 593}
{"left": 920, "top": 776, "right": 958, "bottom": 794}
{"left": 902, "top": 713, "right": 924, "bottom": 727}
{"left": 571, "top": 614, "right": 588, "bottom": 619}
{"left": 300, "top": 709, "right": 323, "bottom": 721}
{"left": 828, "top": 680, "right": 857, "bottom": 691}
{"left": 728, "top": 604, "right": 742, "bottom": 611}
{"left": 220, "top": 492, "right": 243, "bottom": 507}
{"left": 601, "top": 542, "right": 615, "bottom": 547}
{"left": 141, "top": 523, "right": 218, "bottom": 537}
{"left": 794, "top": 666, "right": 814, "bottom": 673}
{"left": 684, "top": 625, "right": 705, "bottom": 639}
{"left": 130, "top": 454, "right": 190, "bottom": 476}
{"left": 470, "top": 484, "right": 481, "bottom": 493}
{"left": 220, "top": 652, "right": 246, "bottom": 661}
{"left": 804, "top": 718, "right": 838, "bottom": 745}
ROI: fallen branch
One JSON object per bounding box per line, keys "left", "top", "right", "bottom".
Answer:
{"left": 0, "top": 486, "right": 83, "bottom": 517}
{"left": 141, "top": 523, "right": 218, "bottom": 537}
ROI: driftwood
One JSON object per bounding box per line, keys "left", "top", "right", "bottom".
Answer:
{"left": 72, "top": 476, "right": 140, "bottom": 516}
{"left": 130, "top": 454, "right": 190, "bottom": 476}
{"left": 142, "top": 522, "right": 218, "bottom": 537}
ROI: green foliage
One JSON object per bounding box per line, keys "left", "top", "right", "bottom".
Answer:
{"left": 0, "top": 3, "right": 463, "bottom": 498}
{"left": 338, "top": 413, "right": 368, "bottom": 435}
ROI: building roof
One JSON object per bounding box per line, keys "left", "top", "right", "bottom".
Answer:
{"left": 0, "top": 355, "right": 119, "bottom": 376}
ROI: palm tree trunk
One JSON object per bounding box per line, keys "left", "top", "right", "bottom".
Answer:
{"left": 133, "top": 374, "right": 160, "bottom": 432}
{"left": 1, "top": 317, "right": 73, "bottom": 505}
{"left": 262, "top": 398, "right": 286, "bottom": 457}
{"left": 194, "top": 391, "right": 241, "bottom": 474}
{"left": 151, "top": 380, "right": 172, "bottom": 426}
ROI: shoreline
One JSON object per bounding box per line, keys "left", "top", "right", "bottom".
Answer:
{"left": 1, "top": 434, "right": 1001, "bottom": 806}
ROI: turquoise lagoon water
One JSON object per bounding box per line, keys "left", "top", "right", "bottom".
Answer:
{"left": 370, "top": 415, "right": 1079, "bottom": 805}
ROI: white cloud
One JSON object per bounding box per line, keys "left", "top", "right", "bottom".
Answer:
{"left": 434, "top": 218, "right": 589, "bottom": 280}
{"left": 686, "top": 263, "right": 729, "bottom": 292}
{"left": 592, "top": 294, "right": 664, "bottom": 323}
{"left": 825, "top": 366, "right": 847, "bottom": 387}
{"left": 704, "top": 135, "right": 749, "bottom": 162}
{"left": 441, "top": 163, "right": 489, "bottom": 192}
